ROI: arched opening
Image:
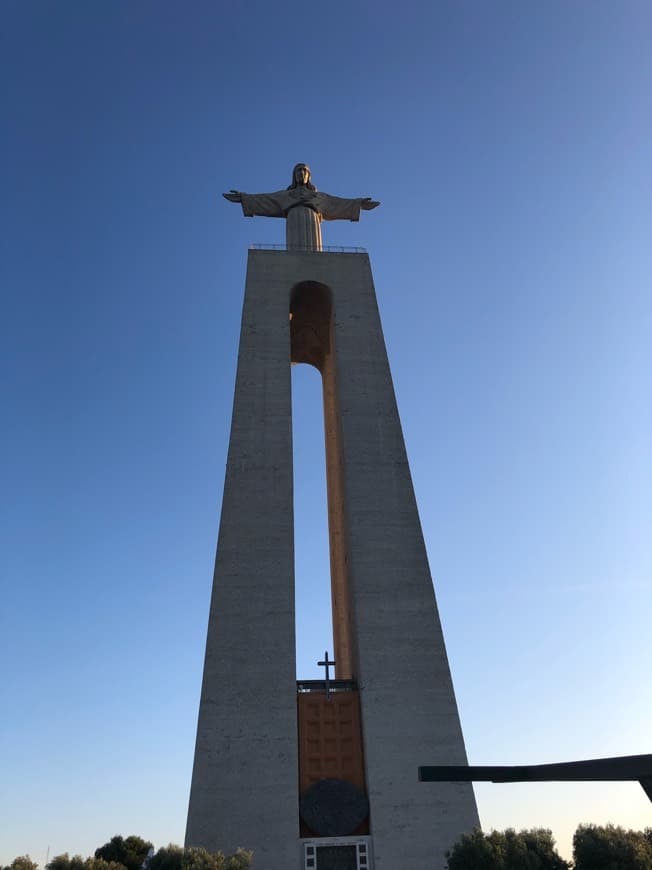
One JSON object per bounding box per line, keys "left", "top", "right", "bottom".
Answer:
{"left": 291, "top": 364, "right": 333, "bottom": 679}
{"left": 290, "top": 282, "right": 354, "bottom": 680}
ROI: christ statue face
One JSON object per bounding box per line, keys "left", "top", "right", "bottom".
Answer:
{"left": 295, "top": 165, "right": 310, "bottom": 186}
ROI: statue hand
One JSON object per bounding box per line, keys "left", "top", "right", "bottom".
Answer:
{"left": 360, "top": 198, "right": 380, "bottom": 210}
{"left": 223, "top": 190, "right": 242, "bottom": 203}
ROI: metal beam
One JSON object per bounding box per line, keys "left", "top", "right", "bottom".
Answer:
{"left": 418, "top": 754, "right": 652, "bottom": 803}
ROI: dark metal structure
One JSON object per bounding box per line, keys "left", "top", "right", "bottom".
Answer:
{"left": 418, "top": 754, "right": 652, "bottom": 802}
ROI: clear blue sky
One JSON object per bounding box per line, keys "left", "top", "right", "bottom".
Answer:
{"left": 2, "top": 1, "right": 651, "bottom": 864}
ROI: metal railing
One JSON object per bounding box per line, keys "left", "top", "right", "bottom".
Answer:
{"left": 250, "top": 244, "right": 367, "bottom": 254}
{"left": 296, "top": 679, "right": 358, "bottom": 693}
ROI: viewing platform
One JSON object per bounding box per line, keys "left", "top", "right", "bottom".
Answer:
{"left": 250, "top": 243, "right": 367, "bottom": 253}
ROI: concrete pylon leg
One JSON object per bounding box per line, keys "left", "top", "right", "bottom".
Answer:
{"left": 185, "top": 253, "right": 299, "bottom": 866}
{"left": 330, "top": 258, "right": 479, "bottom": 869}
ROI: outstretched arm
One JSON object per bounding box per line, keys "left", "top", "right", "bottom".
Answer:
{"left": 222, "top": 189, "right": 287, "bottom": 219}
{"left": 320, "top": 193, "right": 381, "bottom": 222}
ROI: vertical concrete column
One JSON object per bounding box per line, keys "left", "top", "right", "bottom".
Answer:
{"left": 185, "top": 252, "right": 299, "bottom": 867}
{"left": 329, "top": 254, "right": 479, "bottom": 869}
{"left": 322, "top": 353, "right": 357, "bottom": 680}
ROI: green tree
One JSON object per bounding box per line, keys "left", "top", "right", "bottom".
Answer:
{"left": 46, "top": 856, "right": 123, "bottom": 870}
{"left": 573, "top": 823, "right": 652, "bottom": 870}
{"left": 95, "top": 837, "right": 153, "bottom": 870}
{"left": 85, "top": 860, "right": 128, "bottom": 870}
{"left": 46, "top": 855, "right": 85, "bottom": 870}
{"left": 39, "top": 842, "right": 250, "bottom": 870}
{"left": 147, "top": 847, "right": 251, "bottom": 870}
{"left": 222, "top": 851, "right": 252, "bottom": 870}
{"left": 447, "top": 828, "right": 569, "bottom": 870}
{"left": 147, "top": 846, "right": 183, "bottom": 870}
{"left": 505, "top": 828, "right": 569, "bottom": 870}
{"left": 179, "top": 848, "right": 222, "bottom": 870}
{"left": 446, "top": 828, "right": 504, "bottom": 870}
{"left": 5, "top": 857, "right": 39, "bottom": 870}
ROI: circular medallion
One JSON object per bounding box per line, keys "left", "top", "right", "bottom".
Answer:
{"left": 300, "top": 778, "right": 369, "bottom": 836}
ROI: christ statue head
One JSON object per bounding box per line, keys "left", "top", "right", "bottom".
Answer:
{"left": 288, "top": 163, "right": 316, "bottom": 191}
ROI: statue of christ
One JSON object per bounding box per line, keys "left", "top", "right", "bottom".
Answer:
{"left": 223, "top": 163, "right": 380, "bottom": 252}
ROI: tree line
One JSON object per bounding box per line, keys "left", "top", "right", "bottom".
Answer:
{"left": 6, "top": 825, "right": 652, "bottom": 870}
{"left": 446, "top": 825, "right": 652, "bottom": 869}
{"left": 2, "top": 836, "right": 251, "bottom": 870}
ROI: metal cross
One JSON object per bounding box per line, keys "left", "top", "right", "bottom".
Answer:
{"left": 317, "top": 651, "right": 336, "bottom": 700}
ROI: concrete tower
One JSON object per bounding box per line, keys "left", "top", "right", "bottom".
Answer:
{"left": 186, "top": 168, "right": 478, "bottom": 870}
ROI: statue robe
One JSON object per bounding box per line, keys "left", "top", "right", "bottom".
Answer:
{"left": 239, "top": 187, "right": 365, "bottom": 251}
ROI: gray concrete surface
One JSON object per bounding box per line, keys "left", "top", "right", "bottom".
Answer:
{"left": 185, "top": 252, "right": 299, "bottom": 866}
